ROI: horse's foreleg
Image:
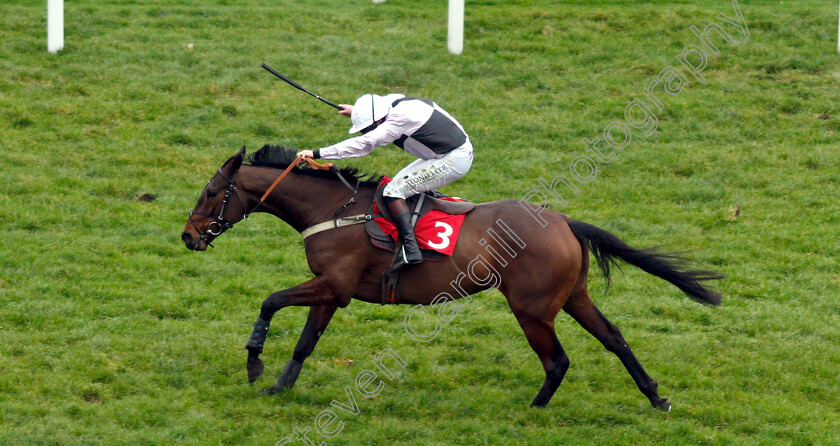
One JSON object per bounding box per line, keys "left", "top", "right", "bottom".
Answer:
{"left": 261, "top": 304, "right": 338, "bottom": 394}
{"left": 564, "top": 289, "right": 671, "bottom": 411}
{"left": 244, "top": 276, "right": 337, "bottom": 386}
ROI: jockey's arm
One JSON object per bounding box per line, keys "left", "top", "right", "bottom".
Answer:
{"left": 316, "top": 113, "right": 406, "bottom": 160}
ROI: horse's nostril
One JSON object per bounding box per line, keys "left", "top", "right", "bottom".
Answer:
{"left": 181, "top": 232, "right": 192, "bottom": 243}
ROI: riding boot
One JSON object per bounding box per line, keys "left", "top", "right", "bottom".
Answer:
{"left": 386, "top": 198, "right": 424, "bottom": 265}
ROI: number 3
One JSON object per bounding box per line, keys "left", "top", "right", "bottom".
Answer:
{"left": 427, "top": 222, "right": 453, "bottom": 250}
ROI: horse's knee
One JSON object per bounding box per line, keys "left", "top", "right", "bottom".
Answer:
{"left": 259, "top": 292, "right": 284, "bottom": 316}
{"left": 292, "top": 343, "right": 316, "bottom": 362}
{"left": 260, "top": 299, "right": 273, "bottom": 314}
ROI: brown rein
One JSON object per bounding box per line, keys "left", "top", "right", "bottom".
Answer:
{"left": 259, "top": 155, "right": 334, "bottom": 203}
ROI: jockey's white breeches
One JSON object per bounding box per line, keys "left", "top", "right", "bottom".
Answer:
{"left": 383, "top": 141, "right": 473, "bottom": 199}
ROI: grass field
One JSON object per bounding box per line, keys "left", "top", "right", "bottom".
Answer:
{"left": 1, "top": 0, "right": 839, "bottom": 444}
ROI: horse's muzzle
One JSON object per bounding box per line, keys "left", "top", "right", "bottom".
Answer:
{"left": 181, "top": 231, "right": 207, "bottom": 251}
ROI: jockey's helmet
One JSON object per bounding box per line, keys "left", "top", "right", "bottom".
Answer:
{"left": 349, "top": 94, "right": 391, "bottom": 134}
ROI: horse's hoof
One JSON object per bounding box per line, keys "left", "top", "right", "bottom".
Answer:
{"left": 260, "top": 382, "right": 290, "bottom": 395}
{"left": 655, "top": 398, "right": 672, "bottom": 412}
{"left": 260, "top": 385, "right": 282, "bottom": 395}
{"left": 529, "top": 398, "right": 549, "bottom": 408}
{"left": 247, "top": 357, "right": 264, "bottom": 383}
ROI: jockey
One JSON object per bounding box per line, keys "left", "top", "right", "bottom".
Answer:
{"left": 298, "top": 93, "right": 473, "bottom": 265}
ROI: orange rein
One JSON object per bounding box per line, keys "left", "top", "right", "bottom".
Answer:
{"left": 259, "top": 155, "right": 334, "bottom": 203}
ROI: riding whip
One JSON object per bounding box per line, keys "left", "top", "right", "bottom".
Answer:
{"left": 261, "top": 63, "right": 341, "bottom": 110}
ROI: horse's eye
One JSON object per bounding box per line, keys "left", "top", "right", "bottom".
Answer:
{"left": 207, "top": 191, "right": 218, "bottom": 198}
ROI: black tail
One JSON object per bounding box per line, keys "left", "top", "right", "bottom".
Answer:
{"left": 565, "top": 218, "right": 723, "bottom": 305}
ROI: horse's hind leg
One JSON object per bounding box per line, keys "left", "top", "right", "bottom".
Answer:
{"left": 512, "top": 311, "right": 571, "bottom": 408}
{"left": 563, "top": 288, "right": 671, "bottom": 411}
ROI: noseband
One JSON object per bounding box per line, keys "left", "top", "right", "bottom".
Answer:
{"left": 188, "top": 168, "right": 248, "bottom": 248}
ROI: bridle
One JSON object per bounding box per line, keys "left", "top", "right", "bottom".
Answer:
{"left": 187, "top": 155, "right": 356, "bottom": 248}
{"left": 187, "top": 168, "right": 248, "bottom": 248}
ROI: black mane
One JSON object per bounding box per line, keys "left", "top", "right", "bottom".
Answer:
{"left": 246, "top": 145, "right": 382, "bottom": 187}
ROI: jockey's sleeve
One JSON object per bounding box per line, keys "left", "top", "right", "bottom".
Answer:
{"left": 317, "top": 112, "right": 407, "bottom": 159}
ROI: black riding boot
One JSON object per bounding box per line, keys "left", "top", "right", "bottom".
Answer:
{"left": 386, "top": 198, "right": 424, "bottom": 265}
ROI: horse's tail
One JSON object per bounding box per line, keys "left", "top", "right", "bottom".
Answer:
{"left": 565, "top": 218, "right": 723, "bottom": 305}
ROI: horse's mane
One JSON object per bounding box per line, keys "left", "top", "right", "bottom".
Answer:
{"left": 246, "top": 145, "right": 382, "bottom": 187}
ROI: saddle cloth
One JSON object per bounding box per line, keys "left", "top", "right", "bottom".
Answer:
{"left": 364, "top": 177, "right": 474, "bottom": 260}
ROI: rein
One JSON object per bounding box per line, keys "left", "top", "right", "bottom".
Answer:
{"left": 259, "top": 155, "right": 334, "bottom": 203}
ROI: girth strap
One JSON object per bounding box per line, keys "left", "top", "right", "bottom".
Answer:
{"left": 300, "top": 214, "right": 374, "bottom": 239}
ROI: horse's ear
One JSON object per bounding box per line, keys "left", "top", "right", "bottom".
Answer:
{"left": 222, "top": 146, "right": 246, "bottom": 175}
{"left": 234, "top": 146, "right": 246, "bottom": 168}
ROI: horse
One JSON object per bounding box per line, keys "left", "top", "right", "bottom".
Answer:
{"left": 181, "top": 145, "right": 722, "bottom": 410}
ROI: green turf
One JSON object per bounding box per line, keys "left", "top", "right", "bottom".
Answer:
{"left": 1, "top": 0, "right": 838, "bottom": 444}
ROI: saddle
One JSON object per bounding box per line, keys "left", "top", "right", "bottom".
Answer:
{"left": 365, "top": 185, "right": 474, "bottom": 259}
{"left": 364, "top": 179, "right": 475, "bottom": 304}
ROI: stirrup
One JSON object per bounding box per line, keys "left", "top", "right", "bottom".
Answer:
{"left": 400, "top": 244, "right": 423, "bottom": 265}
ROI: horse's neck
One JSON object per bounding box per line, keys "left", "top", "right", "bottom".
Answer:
{"left": 240, "top": 166, "right": 369, "bottom": 232}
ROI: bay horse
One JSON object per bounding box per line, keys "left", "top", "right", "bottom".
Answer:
{"left": 181, "top": 145, "right": 722, "bottom": 410}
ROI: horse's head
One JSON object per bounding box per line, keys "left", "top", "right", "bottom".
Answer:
{"left": 181, "top": 146, "right": 249, "bottom": 251}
